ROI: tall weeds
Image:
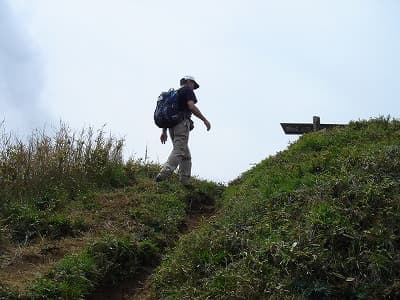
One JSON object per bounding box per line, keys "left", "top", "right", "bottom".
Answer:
{"left": 0, "top": 122, "right": 125, "bottom": 216}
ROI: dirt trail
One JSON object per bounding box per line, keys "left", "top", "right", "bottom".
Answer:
{"left": 90, "top": 204, "right": 215, "bottom": 300}
{"left": 0, "top": 235, "right": 91, "bottom": 292}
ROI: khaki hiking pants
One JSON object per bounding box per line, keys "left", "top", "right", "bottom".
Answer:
{"left": 160, "top": 118, "right": 192, "bottom": 184}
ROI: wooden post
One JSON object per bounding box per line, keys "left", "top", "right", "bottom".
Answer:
{"left": 313, "top": 116, "right": 320, "bottom": 132}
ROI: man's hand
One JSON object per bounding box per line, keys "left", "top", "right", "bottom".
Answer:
{"left": 160, "top": 131, "right": 168, "bottom": 144}
{"left": 204, "top": 120, "right": 211, "bottom": 131}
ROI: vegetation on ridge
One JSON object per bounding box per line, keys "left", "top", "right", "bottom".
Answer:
{"left": 152, "top": 117, "right": 400, "bottom": 299}
{"left": 0, "top": 123, "right": 223, "bottom": 299}
{"left": 2, "top": 118, "right": 399, "bottom": 299}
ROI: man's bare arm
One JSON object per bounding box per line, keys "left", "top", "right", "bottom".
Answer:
{"left": 187, "top": 100, "right": 211, "bottom": 131}
{"left": 160, "top": 128, "right": 168, "bottom": 144}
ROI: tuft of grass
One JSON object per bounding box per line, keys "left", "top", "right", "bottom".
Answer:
{"left": 29, "top": 236, "right": 160, "bottom": 300}
{"left": 30, "top": 251, "right": 99, "bottom": 299}
{"left": 6, "top": 204, "right": 88, "bottom": 243}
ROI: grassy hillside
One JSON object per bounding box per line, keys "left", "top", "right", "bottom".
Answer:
{"left": 0, "top": 124, "right": 223, "bottom": 299}
{"left": 152, "top": 117, "right": 400, "bottom": 299}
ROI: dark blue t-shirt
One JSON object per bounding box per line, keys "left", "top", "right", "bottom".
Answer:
{"left": 177, "top": 87, "right": 197, "bottom": 112}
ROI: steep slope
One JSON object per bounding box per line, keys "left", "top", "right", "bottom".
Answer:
{"left": 152, "top": 117, "right": 400, "bottom": 299}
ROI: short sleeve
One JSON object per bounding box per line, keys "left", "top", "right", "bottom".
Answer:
{"left": 178, "top": 87, "right": 198, "bottom": 111}
{"left": 184, "top": 89, "right": 197, "bottom": 104}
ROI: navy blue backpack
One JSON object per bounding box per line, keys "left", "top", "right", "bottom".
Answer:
{"left": 154, "top": 88, "right": 184, "bottom": 128}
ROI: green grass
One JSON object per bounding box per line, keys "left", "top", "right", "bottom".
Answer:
{"left": 152, "top": 117, "right": 400, "bottom": 299}
{"left": 1, "top": 176, "right": 223, "bottom": 299}
{"left": 0, "top": 122, "right": 224, "bottom": 299}
{"left": 25, "top": 179, "right": 222, "bottom": 300}
{"left": 29, "top": 236, "right": 158, "bottom": 299}
{"left": 5, "top": 204, "right": 88, "bottom": 242}
{"left": 0, "top": 289, "right": 18, "bottom": 300}
{"left": 0, "top": 123, "right": 129, "bottom": 243}
{"left": 4, "top": 117, "right": 399, "bottom": 299}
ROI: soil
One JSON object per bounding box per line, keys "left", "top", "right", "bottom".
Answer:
{"left": 0, "top": 236, "right": 91, "bottom": 293}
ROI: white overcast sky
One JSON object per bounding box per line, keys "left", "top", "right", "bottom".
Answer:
{"left": 1, "top": 0, "right": 400, "bottom": 183}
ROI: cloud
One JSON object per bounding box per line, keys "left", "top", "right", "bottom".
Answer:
{"left": 0, "top": 1, "right": 48, "bottom": 134}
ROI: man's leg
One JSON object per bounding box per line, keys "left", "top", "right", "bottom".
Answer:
{"left": 157, "top": 119, "right": 190, "bottom": 181}
{"left": 178, "top": 143, "right": 191, "bottom": 185}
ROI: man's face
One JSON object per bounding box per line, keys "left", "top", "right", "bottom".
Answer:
{"left": 187, "top": 80, "right": 196, "bottom": 90}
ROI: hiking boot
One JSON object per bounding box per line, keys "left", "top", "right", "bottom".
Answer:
{"left": 180, "top": 176, "right": 193, "bottom": 188}
{"left": 156, "top": 167, "right": 173, "bottom": 183}
{"left": 155, "top": 173, "right": 166, "bottom": 182}
{"left": 182, "top": 182, "right": 194, "bottom": 189}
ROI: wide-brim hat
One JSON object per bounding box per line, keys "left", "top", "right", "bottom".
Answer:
{"left": 182, "top": 75, "right": 200, "bottom": 89}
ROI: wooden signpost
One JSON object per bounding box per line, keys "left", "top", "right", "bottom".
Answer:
{"left": 281, "top": 116, "right": 346, "bottom": 135}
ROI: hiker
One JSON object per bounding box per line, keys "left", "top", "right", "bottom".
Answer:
{"left": 156, "top": 76, "right": 211, "bottom": 185}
